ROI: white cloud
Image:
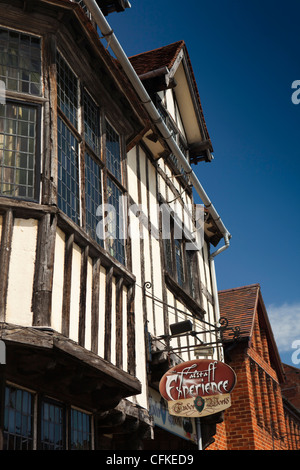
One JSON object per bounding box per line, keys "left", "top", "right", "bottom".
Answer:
{"left": 267, "top": 302, "right": 300, "bottom": 352}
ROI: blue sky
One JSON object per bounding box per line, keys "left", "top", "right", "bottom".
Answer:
{"left": 106, "top": 0, "right": 300, "bottom": 366}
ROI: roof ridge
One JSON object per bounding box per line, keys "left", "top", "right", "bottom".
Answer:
{"left": 219, "top": 283, "right": 260, "bottom": 294}
{"left": 128, "top": 40, "right": 185, "bottom": 60}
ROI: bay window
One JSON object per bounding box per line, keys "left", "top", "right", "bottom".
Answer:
{"left": 56, "top": 53, "right": 126, "bottom": 265}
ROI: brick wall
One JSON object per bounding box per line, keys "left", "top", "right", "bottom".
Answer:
{"left": 207, "top": 340, "right": 289, "bottom": 450}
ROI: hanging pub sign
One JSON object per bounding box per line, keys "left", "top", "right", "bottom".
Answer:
{"left": 159, "top": 359, "right": 237, "bottom": 418}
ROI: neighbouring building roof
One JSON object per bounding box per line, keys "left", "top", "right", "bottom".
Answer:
{"left": 219, "top": 283, "right": 260, "bottom": 341}
{"left": 129, "top": 40, "right": 186, "bottom": 76}
{"left": 218, "top": 283, "right": 285, "bottom": 382}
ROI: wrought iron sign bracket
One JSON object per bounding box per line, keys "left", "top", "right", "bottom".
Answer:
{"left": 143, "top": 281, "right": 242, "bottom": 355}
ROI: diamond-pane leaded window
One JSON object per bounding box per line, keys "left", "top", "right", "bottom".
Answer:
{"left": 3, "top": 385, "right": 34, "bottom": 450}
{"left": 0, "top": 28, "right": 41, "bottom": 96}
{"left": 85, "top": 152, "right": 102, "bottom": 242}
{"left": 0, "top": 102, "right": 37, "bottom": 199}
{"left": 57, "top": 52, "right": 78, "bottom": 128}
{"left": 57, "top": 116, "right": 80, "bottom": 224}
{"left": 106, "top": 120, "right": 122, "bottom": 183}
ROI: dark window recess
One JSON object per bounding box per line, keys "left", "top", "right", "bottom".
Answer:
{"left": 70, "top": 408, "right": 92, "bottom": 450}
{"left": 3, "top": 385, "right": 34, "bottom": 450}
{"left": 0, "top": 102, "right": 38, "bottom": 200}
{"left": 175, "top": 238, "right": 185, "bottom": 288}
{"left": 0, "top": 28, "right": 41, "bottom": 96}
{"left": 57, "top": 116, "right": 80, "bottom": 224}
{"left": 40, "top": 400, "right": 64, "bottom": 450}
{"left": 106, "top": 119, "right": 122, "bottom": 183}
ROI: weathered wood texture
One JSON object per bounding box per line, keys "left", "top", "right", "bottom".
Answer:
{"left": 32, "top": 213, "right": 57, "bottom": 326}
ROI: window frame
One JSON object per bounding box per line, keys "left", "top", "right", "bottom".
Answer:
{"left": 2, "top": 383, "right": 35, "bottom": 450}
{"left": 55, "top": 52, "right": 128, "bottom": 266}
{"left": 0, "top": 26, "right": 43, "bottom": 204}
{"left": 163, "top": 213, "right": 200, "bottom": 303}
{"left": 0, "top": 98, "right": 41, "bottom": 203}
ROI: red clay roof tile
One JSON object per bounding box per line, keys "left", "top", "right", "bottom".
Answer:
{"left": 218, "top": 284, "right": 260, "bottom": 341}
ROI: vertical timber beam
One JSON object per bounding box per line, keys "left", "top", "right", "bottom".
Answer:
{"left": 91, "top": 257, "right": 101, "bottom": 354}
{"left": 127, "top": 283, "right": 136, "bottom": 375}
{"left": 32, "top": 213, "right": 57, "bottom": 326}
{"left": 104, "top": 266, "right": 113, "bottom": 362}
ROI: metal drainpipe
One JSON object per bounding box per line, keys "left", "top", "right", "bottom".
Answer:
{"left": 84, "top": 0, "right": 231, "bottom": 321}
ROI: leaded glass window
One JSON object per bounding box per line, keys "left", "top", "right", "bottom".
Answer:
{"left": 175, "top": 238, "right": 184, "bottom": 287}
{"left": 3, "top": 385, "right": 34, "bottom": 450}
{"left": 0, "top": 28, "right": 41, "bottom": 96}
{"left": 84, "top": 92, "right": 100, "bottom": 156}
{"left": 57, "top": 116, "right": 80, "bottom": 224}
{"left": 106, "top": 177, "right": 125, "bottom": 265}
{"left": 40, "top": 400, "right": 64, "bottom": 450}
{"left": 70, "top": 408, "right": 92, "bottom": 450}
{"left": 0, "top": 102, "right": 37, "bottom": 199}
{"left": 85, "top": 152, "right": 102, "bottom": 242}
{"left": 106, "top": 120, "right": 122, "bottom": 183}
{"left": 56, "top": 52, "right": 78, "bottom": 128}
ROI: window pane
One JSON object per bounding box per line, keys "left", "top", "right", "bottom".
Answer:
{"left": 0, "top": 28, "right": 41, "bottom": 96}
{"left": 186, "top": 249, "right": 196, "bottom": 298}
{"left": 3, "top": 385, "right": 34, "bottom": 450}
{"left": 57, "top": 117, "right": 80, "bottom": 224}
{"left": 84, "top": 92, "right": 100, "bottom": 156}
{"left": 85, "top": 152, "right": 102, "bottom": 244}
{"left": 106, "top": 120, "right": 122, "bottom": 183}
{"left": 175, "top": 239, "right": 184, "bottom": 287}
{"left": 40, "top": 401, "right": 64, "bottom": 450}
{"left": 71, "top": 409, "right": 92, "bottom": 450}
{"left": 0, "top": 102, "right": 37, "bottom": 199}
{"left": 57, "top": 53, "right": 78, "bottom": 128}
{"left": 106, "top": 177, "right": 125, "bottom": 265}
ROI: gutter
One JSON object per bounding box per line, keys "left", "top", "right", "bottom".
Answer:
{"left": 84, "top": 0, "right": 231, "bottom": 263}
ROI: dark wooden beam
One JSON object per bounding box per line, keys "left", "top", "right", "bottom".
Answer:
{"left": 104, "top": 266, "right": 113, "bottom": 362}
{"left": 32, "top": 213, "right": 57, "bottom": 326}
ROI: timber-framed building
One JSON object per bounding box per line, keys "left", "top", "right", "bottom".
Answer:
{"left": 0, "top": 0, "right": 230, "bottom": 450}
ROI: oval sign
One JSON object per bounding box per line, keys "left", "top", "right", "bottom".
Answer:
{"left": 159, "top": 359, "right": 237, "bottom": 418}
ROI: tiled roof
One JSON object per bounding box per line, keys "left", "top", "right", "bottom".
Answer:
{"left": 128, "top": 40, "right": 185, "bottom": 76}
{"left": 129, "top": 40, "right": 212, "bottom": 153}
{"left": 218, "top": 284, "right": 260, "bottom": 342}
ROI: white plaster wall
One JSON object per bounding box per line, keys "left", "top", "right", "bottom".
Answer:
{"left": 69, "top": 243, "right": 81, "bottom": 343}
{"left": 98, "top": 265, "right": 106, "bottom": 358}
{"left": 6, "top": 218, "right": 38, "bottom": 326}
{"left": 51, "top": 227, "right": 65, "bottom": 333}
{"left": 122, "top": 285, "right": 128, "bottom": 372}
{"left": 84, "top": 257, "right": 93, "bottom": 351}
